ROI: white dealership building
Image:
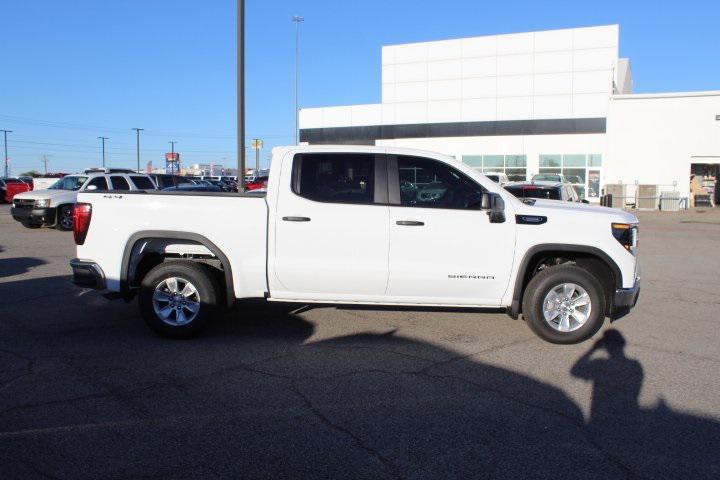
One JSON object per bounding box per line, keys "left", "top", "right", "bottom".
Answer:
{"left": 299, "top": 25, "right": 720, "bottom": 203}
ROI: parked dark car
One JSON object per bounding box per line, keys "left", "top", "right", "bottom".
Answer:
{"left": 149, "top": 174, "right": 194, "bottom": 190}
{"left": 162, "top": 184, "right": 222, "bottom": 192}
{"left": 504, "top": 181, "right": 586, "bottom": 203}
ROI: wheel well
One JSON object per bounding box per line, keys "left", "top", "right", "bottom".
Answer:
{"left": 123, "top": 236, "right": 232, "bottom": 306}
{"left": 55, "top": 203, "right": 73, "bottom": 223}
{"left": 513, "top": 250, "right": 617, "bottom": 317}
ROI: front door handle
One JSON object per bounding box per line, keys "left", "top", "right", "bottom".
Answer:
{"left": 396, "top": 220, "right": 424, "bottom": 226}
{"left": 283, "top": 216, "right": 311, "bottom": 222}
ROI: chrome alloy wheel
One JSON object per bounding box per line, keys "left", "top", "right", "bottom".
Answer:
{"left": 152, "top": 277, "right": 201, "bottom": 326}
{"left": 542, "top": 283, "right": 592, "bottom": 333}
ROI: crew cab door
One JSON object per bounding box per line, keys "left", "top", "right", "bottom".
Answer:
{"left": 270, "top": 152, "right": 390, "bottom": 301}
{"left": 386, "top": 154, "right": 516, "bottom": 305}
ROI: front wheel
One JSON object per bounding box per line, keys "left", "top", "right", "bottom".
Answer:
{"left": 138, "top": 261, "right": 220, "bottom": 338}
{"left": 522, "top": 264, "right": 606, "bottom": 344}
{"left": 55, "top": 205, "right": 74, "bottom": 231}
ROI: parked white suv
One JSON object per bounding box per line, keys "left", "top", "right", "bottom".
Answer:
{"left": 70, "top": 146, "right": 640, "bottom": 344}
{"left": 11, "top": 169, "right": 155, "bottom": 230}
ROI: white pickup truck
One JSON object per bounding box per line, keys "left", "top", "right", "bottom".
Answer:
{"left": 70, "top": 146, "right": 640, "bottom": 344}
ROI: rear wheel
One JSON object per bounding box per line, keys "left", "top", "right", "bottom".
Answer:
{"left": 522, "top": 264, "right": 606, "bottom": 344}
{"left": 56, "top": 205, "right": 74, "bottom": 231}
{"left": 138, "top": 261, "right": 219, "bottom": 338}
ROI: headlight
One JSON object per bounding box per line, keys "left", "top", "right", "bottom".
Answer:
{"left": 611, "top": 223, "right": 638, "bottom": 255}
{"left": 34, "top": 199, "right": 50, "bottom": 208}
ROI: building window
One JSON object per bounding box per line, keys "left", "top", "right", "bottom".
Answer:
{"left": 462, "top": 154, "right": 527, "bottom": 182}
{"left": 538, "top": 154, "right": 602, "bottom": 199}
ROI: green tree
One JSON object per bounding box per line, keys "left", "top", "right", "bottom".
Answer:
{"left": 19, "top": 170, "right": 43, "bottom": 178}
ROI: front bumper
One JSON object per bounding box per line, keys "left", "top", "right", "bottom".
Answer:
{"left": 70, "top": 259, "right": 106, "bottom": 290}
{"left": 612, "top": 278, "right": 640, "bottom": 319}
{"left": 11, "top": 206, "right": 56, "bottom": 225}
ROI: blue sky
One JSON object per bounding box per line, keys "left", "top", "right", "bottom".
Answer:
{"left": 1, "top": 0, "right": 718, "bottom": 174}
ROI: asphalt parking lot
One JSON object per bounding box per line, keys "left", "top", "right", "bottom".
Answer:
{"left": 1, "top": 204, "right": 719, "bottom": 479}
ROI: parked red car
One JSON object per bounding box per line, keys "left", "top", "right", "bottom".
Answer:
{"left": 0, "top": 178, "right": 32, "bottom": 203}
{"left": 245, "top": 175, "right": 268, "bottom": 191}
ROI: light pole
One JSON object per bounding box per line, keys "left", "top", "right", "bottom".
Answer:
{"left": 292, "top": 15, "right": 304, "bottom": 145}
{"left": 132, "top": 128, "right": 143, "bottom": 172}
{"left": 97, "top": 136, "right": 108, "bottom": 168}
{"left": 1, "top": 130, "right": 12, "bottom": 177}
{"left": 237, "top": 0, "right": 246, "bottom": 191}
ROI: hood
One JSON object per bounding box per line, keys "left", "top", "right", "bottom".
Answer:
{"left": 515, "top": 198, "right": 638, "bottom": 224}
{"left": 12, "top": 188, "right": 78, "bottom": 202}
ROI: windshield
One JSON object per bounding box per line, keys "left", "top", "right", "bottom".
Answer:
{"left": 506, "top": 185, "right": 561, "bottom": 200}
{"left": 49, "top": 176, "right": 88, "bottom": 191}
{"left": 3, "top": 178, "right": 24, "bottom": 184}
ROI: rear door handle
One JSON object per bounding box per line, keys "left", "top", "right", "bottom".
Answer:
{"left": 396, "top": 220, "right": 424, "bottom": 226}
{"left": 283, "top": 216, "right": 311, "bottom": 222}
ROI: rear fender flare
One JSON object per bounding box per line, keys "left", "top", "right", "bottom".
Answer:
{"left": 120, "top": 231, "right": 235, "bottom": 307}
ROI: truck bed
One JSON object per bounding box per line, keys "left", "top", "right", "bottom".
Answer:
{"left": 75, "top": 190, "right": 269, "bottom": 299}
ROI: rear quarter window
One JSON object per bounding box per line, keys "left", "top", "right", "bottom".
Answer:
{"left": 130, "top": 176, "right": 156, "bottom": 190}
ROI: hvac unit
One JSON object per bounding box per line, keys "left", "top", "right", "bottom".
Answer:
{"left": 660, "top": 192, "right": 681, "bottom": 212}
{"left": 604, "top": 183, "right": 627, "bottom": 209}
{"left": 637, "top": 184, "right": 659, "bottom": 210}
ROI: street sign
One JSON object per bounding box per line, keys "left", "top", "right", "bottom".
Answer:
{"left": 165, "top": 152, "right": 180, "bottom": 162}
{"left": 252, "top": 139, "right": 263, "bottom": 149}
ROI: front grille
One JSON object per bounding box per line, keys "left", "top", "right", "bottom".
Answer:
{"left": 13, "top": 199, "right": 35, "bottom": 208}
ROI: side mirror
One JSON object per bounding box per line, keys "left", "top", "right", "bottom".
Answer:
{"left": 86, "top": 185, "right": 98, "bottom": 191}
{"left": 581, "top": 199, "right": 589, "bottom": 204}
{"left": 482, "top": 192, "right": 506, "bottom": 223}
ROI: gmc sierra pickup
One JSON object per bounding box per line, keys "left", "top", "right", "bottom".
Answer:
{"left": 70, "top": 146, "right": 640, "bottom": 344}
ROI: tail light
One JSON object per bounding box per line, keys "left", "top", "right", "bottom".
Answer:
{"left": 73, "top": 203, "right": 92, "bottom": 245}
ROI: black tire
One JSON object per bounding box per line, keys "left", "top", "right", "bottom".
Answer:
{"left": 138, "top": 261, "right": 220, "bottom": 338}
{"left": 56, "top": 205, "right": 74, "bottom": 231}
{"left": 522, "top": 264, "right": 606, "bottom": 344}
{"left": 21, "top": 221, "right": 42, "bottom": 229}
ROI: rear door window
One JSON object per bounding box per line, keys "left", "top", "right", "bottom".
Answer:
{"left": 130, "top": 176, "right": 156, "bottom": 190}
{"left": 110, "top": 176, "right": 131, "bottom": 191}
{"left": 293, "top": 153, "right": 375, "bottom": 204}
{"left": 86, "top": 176, "right": 108, "bottom": 190}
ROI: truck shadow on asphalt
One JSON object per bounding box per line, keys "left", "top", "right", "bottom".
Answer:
{"left": 0, "top": 275, "right": 719, "bottom": 479}
{"left": 0, "top": 257, "right": 47, "bottom": 279}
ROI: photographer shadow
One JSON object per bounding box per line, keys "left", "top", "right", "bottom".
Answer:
{"left": 571, "top": 329, "right": 719, "bottom": 479}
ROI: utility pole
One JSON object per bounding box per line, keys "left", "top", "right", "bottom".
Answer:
{"left": 97, "top": 136, "right": 108, "bottom": 167}
{"left": 169, "top": 141, "right": 177, "bottom": 175}
{"left": 132, "top": 128, "right": 144, "bottom": 173}
{"left": 1, "top": 130, "right": 11, "bottom": 178}
{"left": 237, "top": 0, "right": 246, "bottom": 191}
{"left": 292, "top": 15, "right": 304, "bottom": 145}
{"left": 41, "top": 155, "right": 49, "bottom": 175}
